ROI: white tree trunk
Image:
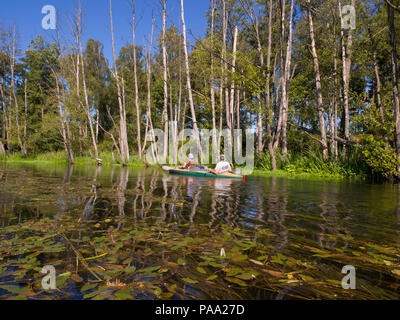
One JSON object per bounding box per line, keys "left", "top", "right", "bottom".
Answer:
{"left": 307, "top": 0, "right": 328, "bottom": 160}
{"left": 210, "top": 0, "right": 217, "bottom": 154}
{"left": 180, "top": 0, "right": 203, "bottom": 160}
{"left": 110, "top": 0, "right": 130, "bottom": 165}
{"left": 162, "top": 0, "right": 169, "bottom": 161}
{"left": 338, "top": 0, "right": 354, "bottom": 156}
{"left": 230, "top": 26, "right": 238, "bottom": 137}
{"left": 388, "top": 3, "right": 400, "bottom": 176}
{"left": 9, "top": 26, "right": 27, "bottom": 156}
{"left": 132, "top": 0, "right": 142, "bottom": 159}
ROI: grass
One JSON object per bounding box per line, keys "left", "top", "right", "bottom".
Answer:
{"left": 250, "top": 169, "right": 358, "bottom": 181}
{"left": 0, "top": 151, "right": 146, "bottom": 167}
{"left": 253, "top": 150, "right": 368, "bottom": 181}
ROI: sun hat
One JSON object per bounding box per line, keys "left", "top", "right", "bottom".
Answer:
{"left": 188, "top": 153, "right": 194, "bottom": 161}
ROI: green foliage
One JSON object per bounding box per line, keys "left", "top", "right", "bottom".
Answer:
{"left": 255, "top": 150, "right": 364, "bottom": 180}
{"left": 353, "top": 102, "right": 394, "bottom": 140}
{"left": 361, "top": 136, "right": 400, "bottom": 178}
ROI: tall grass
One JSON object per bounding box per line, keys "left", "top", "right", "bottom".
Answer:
{"left": 0, "top": 151, "right": 145, "bottom": 167}
{"left": 255, "top": 150, "right": 367, "bottom": 180}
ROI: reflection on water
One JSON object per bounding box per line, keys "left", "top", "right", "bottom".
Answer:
{"left": 1, "top": 162, "right": 400, "bottom": 300}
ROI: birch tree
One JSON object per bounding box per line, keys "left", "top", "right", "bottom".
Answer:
{"left": 161, "top": 0, "right": 169, "bottom": 161}
{"left": 338, "top": 0, "right": 355, "bottom": 156}
{"left": 306, "top": 0, "right": 328, "bottom": 160}
{"left": 387, "top": 1, "right": 400, "bottom": 175}
{"left": 210, "top": 0, "right": 218, "bottom": 152}
{"left": 72, "top": 3, "right": 98, "bottom": 159}
{"left": 274, "top": 0, "right": 294, "bottom": 160}
{"left": 109, "top": 0, "right": 130, "bottom": 165}
{"left": 180, "top": 0, "right": 203, "bottom": 160}
{"left": 132, "top": 0, "right": 142, "bottom": 160}
{"left": 8, "top": 26, "right": 27, "bottom": 157}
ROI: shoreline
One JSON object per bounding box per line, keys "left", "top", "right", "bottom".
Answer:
{"left": 0, "top": 157, "right": 365, "bottom": 182}
{"left": 249, "top": 169, "right": 364, "bottom": 182}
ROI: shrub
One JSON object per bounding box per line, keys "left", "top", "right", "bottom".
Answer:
{"left": 361, "top": 136, "right": 399, "bottom": 178}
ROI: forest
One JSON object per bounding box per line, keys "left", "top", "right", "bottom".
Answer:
{"left": 1, "top": 0, "right": 400, "bottom": 180}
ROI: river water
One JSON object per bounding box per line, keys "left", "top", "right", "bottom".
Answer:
{"left": 0, "top": 162, "right": 399, "bottom": 300}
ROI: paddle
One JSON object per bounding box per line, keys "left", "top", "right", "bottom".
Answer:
{"left": 162, "top": 166, "right": 175, "bottom": 171}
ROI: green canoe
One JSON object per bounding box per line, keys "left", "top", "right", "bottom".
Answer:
{"left": 169, "top": 168, "right": 244, "bottom": 180}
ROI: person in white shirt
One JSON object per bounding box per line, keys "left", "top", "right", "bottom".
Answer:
{"left": 209, "top": 155, "right": 232, "bottom": 175}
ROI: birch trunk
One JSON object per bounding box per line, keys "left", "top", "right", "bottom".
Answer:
{"left": 368, "top": 25, "right": 387, "bottom": 148}
{"left": 230, "top": 26, "right": 238, "bottom": 151}
{"left": 57, "top": 27, "right": 75, "bottom": 164}
{"left": 266, "top": 0, "right": 276, "bottom": 170}
{"left": 110, "top": 0, "right": 130, "bottom": 165}
{"left": 338, "top": 0, "right": 355, "bottom": 156}
{"left": 143, "top": 16, "right": 159, "bottom": 163}
{"left": 306, "top": 0, "right": 328, "bottom": 160}
{"left": 210, "top": 0, "right": 218, "bottom": 153}
{"left": 0, "top": 75, "right": 9, "bottom": 152}
{"left": 54, "top": 71, "right": 72, "bottom": 163}
{"left": 9, "top": 26, "right": 27, "bottom": 157}
{"left": 221, "top": 0, "right": 232, "bottom": 155}
{"left": 80, "top": 48, "right": 99, "bottom": 159}
{"left": 388, "top": 3, "right": 400, "bottom": 176}
{"left": 74, "top": 4, "right": 98, "bottom": 159}
{"left": 180, "top": 0, "right": 203, "bottom": 160}
{"left": 332, "top": 15, "right": 339, "bottom": 160}
{"left": 132, "top": 0, "right": 142, "bottom": 159}
{"left": 240, "top": 0, "right": 264, "bottom": 153}
{"left": 281, "top": 0, "right": 294, "bottom": 159}
{"left": 0, "top": 79, "right": 5, "bottom": 154}
{"left": 162, "top": 0, "right": 169, "bottom": 161}
{"left": 23, "top": 80, "right": 27, "bottom": 148}
{"left": 275, "top": 0, "right": 293, "bottom": 160}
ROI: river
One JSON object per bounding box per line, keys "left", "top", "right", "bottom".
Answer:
{"left": 0, "top": 162, "right": 399, "bottom": 300}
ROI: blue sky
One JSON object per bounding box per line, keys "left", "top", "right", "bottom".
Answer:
{"left": 1, "top": 0, "right": 210, "bottom": 64}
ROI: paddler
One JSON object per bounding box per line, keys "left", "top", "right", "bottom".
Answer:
{"left": 209, "top": 155, "right": 232, "bottom": 175}
{"left": 180, "top": 153, "right": 197, "bottom": 169}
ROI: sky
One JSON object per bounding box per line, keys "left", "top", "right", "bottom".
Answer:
{"left": 0, "top": 0, "right": 210, "bottom": 64}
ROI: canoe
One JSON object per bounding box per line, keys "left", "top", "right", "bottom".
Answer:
{"left": 168, "top": 168, "right": 244, "bottom": 180}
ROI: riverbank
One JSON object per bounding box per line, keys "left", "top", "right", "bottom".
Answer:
{"left": 0, "top": 151, "right": 146, "bottom": 167}
{"left": 0, "top": 151, "right": 368, "bottom": 181}
{"left": 249, "top": 169, "right": 364, "bottom": 181}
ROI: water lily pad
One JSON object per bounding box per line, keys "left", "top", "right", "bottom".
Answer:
{"left": 177, "top": 258, "right": 186, "bottom": 266}
{"left": 196, "top": 267, "right": 207, "bottom": 274}
{"left": 81, "top": 283, "right": 98, "bottom": 292}
{"left": 182, "top": 278, "right": 198, "bottom": 284}
{"left": 0, "top": 285, "right": 30, "bottom": 294}
{"left": 225, "top": 277, "right": 247, "bottom": 287}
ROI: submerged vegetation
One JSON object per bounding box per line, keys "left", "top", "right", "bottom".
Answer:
{"left": 2, "top": 216, "right": 400, "bottom": 300}
{"left": 0, "top": 164, "right": 399, "bottom": 300}
{"left": 0, "top": 202, "right": 400, "bottom": 300}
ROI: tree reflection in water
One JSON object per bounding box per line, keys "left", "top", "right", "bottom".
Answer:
{"left": 1, "top": 164, "right": 400, "bottom": 299}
